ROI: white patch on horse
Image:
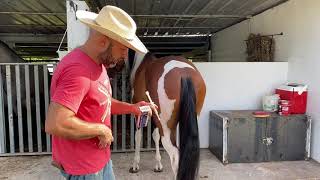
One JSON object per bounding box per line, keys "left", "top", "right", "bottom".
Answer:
{"left": 153, "top": 128, "right": 163, "bottom": 171}
{"left": 132, "top": 128, "right": 142, "bottom": 171}
{"left": 157, "top": 60, "right": 194, "bottom": 177}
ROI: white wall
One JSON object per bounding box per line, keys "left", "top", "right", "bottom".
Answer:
{"left": 66, "top": 0, "right": 89, "bottom": 51}
{"left": 194, "top": 62, "right": 288, "bottom": 148}
{"left": 212, "top": 21, "right": 250, "bottom": 62}
{"left": 285, "top": 0, "right": 320, "bottom": 162}
{"left": 212, "top": 0, "right": 320, "bottom": 161}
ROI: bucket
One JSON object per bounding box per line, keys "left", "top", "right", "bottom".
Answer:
{"left": 263, "top": 94, "right": 280, "bottom": 112}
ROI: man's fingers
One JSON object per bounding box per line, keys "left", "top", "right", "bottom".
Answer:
{"left": 96, "top": 126, "right": 114, "bottom": 149}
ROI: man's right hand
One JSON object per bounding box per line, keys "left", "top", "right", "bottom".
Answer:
{"left": 97, "top": 125, "right": 114, "bottom": 149}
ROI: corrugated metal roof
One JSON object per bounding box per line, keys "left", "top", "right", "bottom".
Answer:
{"left": 0, "top": 0, "right": 288, "bottom": 59}
{"left": 0, "top": 0, "right": 288, "bottom": 35}
{"left": 0, "top": 0, "right": 66, "bottom": 34}
{"left": 85, "top": 0, "right": 288, "bottom": 35}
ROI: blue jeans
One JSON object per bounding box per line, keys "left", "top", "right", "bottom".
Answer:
{"left": 60, "top": 160, "right": 115, "bottom": 180}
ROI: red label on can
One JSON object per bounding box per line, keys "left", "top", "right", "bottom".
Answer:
{"left": 279, "top": 100, "right": 291, "bottom": 116}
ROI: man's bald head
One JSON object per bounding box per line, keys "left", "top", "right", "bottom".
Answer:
{"left": 82, "top": 29, "right": 128, "bottom": 68}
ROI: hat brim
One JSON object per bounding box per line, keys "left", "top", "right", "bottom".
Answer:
{"left": 76, "top": 10, "right": 148, "bottom": 54}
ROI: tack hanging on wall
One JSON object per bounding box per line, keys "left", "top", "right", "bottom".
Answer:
{"left": 245, "top": 32, "right": 284, "bottom": 41}
{"left": 245, "top": 32, "right": 283, "bottom": 62}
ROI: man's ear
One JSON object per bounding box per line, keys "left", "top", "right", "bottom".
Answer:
{"left": 100, "top": 36, "right": 111, "bottom": 49}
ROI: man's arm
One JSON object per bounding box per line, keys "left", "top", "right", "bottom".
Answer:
{"left": 111, "top": 98, "right": 138, "bottom": 115}
{"left": 111, "top": 98, "right": 153, "bottom": 116}
{"left": 45, "top": 102, "right": 111, "bottom": 140}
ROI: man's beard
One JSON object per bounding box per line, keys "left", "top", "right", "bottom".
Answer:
{"left": 98, "top": 45, "right": 124, "bottom": 68}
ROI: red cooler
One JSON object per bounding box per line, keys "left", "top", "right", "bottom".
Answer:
{"left": 275, "top": 83, "right": 308, "bottom": 114}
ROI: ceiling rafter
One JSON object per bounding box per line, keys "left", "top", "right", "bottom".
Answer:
{"left": 0, "top": 11, "right": 244, "bottom": 19}
{"left": 0, "top": 11, "right": 65, "bottom": 15}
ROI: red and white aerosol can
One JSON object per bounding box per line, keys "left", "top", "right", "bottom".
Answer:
{"left": 278, "top": 100, "right": 291, "bottom": 116}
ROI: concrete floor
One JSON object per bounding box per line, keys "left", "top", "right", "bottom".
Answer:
{"left": 0, "top": 149, "right": 320, "bottom": 180}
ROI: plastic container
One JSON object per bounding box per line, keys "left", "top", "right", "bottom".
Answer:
{"left": 263, "top": 94, "right": 280, "bottom": 112}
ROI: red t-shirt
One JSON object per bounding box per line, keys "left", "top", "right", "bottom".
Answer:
{"left": 50, "top": 48, "right": 112, "bottom": 175}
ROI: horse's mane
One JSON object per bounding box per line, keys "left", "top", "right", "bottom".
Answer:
{"left": 142, "top": 52, "right": 156, "bottom": 61}
{"left": 130, "top": 51, "right": 160, "bottom": 88}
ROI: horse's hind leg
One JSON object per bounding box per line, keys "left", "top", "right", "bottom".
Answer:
{"left": 161, "top": 131, "right": 179, "bottom": 178}
{"left": 153, "top": 128, "right": 163, "bottom": 172}
{"left": 129, "top": 128, "right": 142, "bottom": 173}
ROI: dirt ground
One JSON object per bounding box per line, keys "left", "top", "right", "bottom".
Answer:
{"left": 1, "top": 149, "right": 320, "bottom": 180}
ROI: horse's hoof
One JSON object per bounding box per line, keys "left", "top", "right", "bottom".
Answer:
{"left": 154, "top": 168, "right": 163, "bottom": 173}
{"left": 129, "top": 167, "right": 139, "bottom": 173}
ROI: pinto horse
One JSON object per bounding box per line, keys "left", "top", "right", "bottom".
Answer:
{"left": 130, "top": 52, "right": 206, "bottom": 180}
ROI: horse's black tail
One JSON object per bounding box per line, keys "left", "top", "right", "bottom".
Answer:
{"left": 177, "top": 77, "right": 199, "bottom": 180}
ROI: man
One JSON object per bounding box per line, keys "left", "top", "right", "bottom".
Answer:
{"left": 45, "top": 5, "right": 150, "bottom": 179}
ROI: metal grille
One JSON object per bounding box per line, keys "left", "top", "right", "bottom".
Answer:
{"left": 0, "top": 63, "right": 154, "bottom": 156}
{"left": 0, "top": 63, "right": 51, "bottom": 155}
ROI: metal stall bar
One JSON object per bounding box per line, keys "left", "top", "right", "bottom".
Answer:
{"left": 130, "top": 115, "right": 134, "bottom": 150}
{"left": 52, "top": 64, "right": 57, "bottom": 72}
{"left": 15, "top": 65, "right": 24, "bottom": 152}
{"left": 43, "top": 65, "right": 51, "bottom": 152}
{"left": 6, "top": 65, "right": 15, "bottom": 153}
{"left": 121, "top": 71, "right": 126, "bottom": 150}
{"left": 0, "top": 152, "right": 52, "bottom": 156}
{"left": 140, "top": 117, "right": 144, "bottom": 148}
{"left": 147, "top": 116, "right": 152, "bottom": 149}
{"left": 0, "top": 67, "right": 6, "bottom": 153}
{"left": 129, "top": 74, "right": 135, "bottom": 150}
{"left": 25, "top": 65, "right": 33, "bottom": 152}
{"left": 34, "top": 66, "right": 42, "bottom": 152}
{"left": 112, "top": 76, "right": 118, "bottom": 151}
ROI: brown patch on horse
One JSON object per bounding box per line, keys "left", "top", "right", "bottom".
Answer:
{"left": 163, "top": 58, "right": 206, "bottom": 146}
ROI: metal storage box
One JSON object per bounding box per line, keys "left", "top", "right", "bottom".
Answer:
{"left": 209, "top": 110, "right": 311, "bottom": 164}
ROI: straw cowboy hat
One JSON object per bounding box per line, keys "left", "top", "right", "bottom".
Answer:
{"left": 76, "top": 5, "right": 148, "bottom": 54}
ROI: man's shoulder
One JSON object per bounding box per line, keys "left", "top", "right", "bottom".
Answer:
{"left": 61, "top": 49, "right": 86, "bottom": 64}
{"left": 58, "top": 49, "right": 91, "bottom": 73}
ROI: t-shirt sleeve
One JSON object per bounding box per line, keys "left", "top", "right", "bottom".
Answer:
{"left": 51, "top": 65, "right": 90, "bottom": 113}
